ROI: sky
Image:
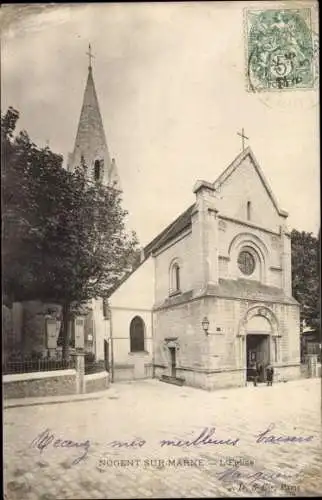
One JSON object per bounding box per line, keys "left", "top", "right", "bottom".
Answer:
{"left": 1, "top": 1, "right": 320, "bottom": 246}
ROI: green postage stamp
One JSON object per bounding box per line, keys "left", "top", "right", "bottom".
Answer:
{"left": 245, "top": 8, "right": 319, "bottom": 92}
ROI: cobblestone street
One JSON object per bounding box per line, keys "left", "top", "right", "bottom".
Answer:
{"left": 4, "top": 378, "right": 322, "bottom": 499}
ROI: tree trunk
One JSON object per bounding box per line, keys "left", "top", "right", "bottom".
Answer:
{"left": 62, "top": 302, "right": 71, "bottom": 361}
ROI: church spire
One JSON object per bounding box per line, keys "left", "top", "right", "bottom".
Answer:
{"left": 86, "top": 43, "right": 94, "bottom": 70}
{"left": 68, "top": 44, "right": 121, "bottom": 190}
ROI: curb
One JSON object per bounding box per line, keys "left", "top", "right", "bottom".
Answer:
{"left": 4, "top": 388, "right": 117, "bottom": 409}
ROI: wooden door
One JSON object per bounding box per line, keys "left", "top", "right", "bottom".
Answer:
{"left": 169, "top": 347, "right": 176, "bottom": 377}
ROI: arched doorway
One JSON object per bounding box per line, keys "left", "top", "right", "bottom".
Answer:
{"left": 238, "top": 305, "right": 279, "bottom": 384}
{"left": 246, "top": 315, "right": 272, "bottom": 382}
{"left": 129, "top": 316, "right": 146, "bottom": 379}
{"left": 129, "top": 316, "right": 145, "bottom": 353}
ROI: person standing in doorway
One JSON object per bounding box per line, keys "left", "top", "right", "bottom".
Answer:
{"left": 251, "top": 360, "right": 258, "bottom": 386}
{"left": 266, "top": 364, "right": 274, "bottom": 386}
{"left": 257, "top": 361, "right": 264, "bottom": 383}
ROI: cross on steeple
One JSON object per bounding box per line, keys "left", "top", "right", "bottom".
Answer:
{"left": 86, "top": 43, "right": 95, "bottom": 69}
{"left": 237, "top": 128, "right": 249, "bottom": 151}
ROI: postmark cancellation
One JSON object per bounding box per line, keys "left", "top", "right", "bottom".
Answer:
{"left": 245, "top": 7, "right": 319, "bottom": 92}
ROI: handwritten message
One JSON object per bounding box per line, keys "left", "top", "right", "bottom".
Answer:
{"left": 29, "top": 423, "right": 314, "bottom": 466}
{"left": 30, "top": 428, "right": 90, "bottom": 465}
{"left": 107, "top": 423, "right": 314, "bottom": 450}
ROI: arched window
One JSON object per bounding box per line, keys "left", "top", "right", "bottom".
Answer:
{"left": 130, "top": 316, "right": 145, "bottom": 352}
{"left": 170, "top": 261, "right": 181, "bottom": 294}
{"left": 228, "top": 233, "right": 268, "bottom": 284}
{"left": 94, "top": 159, "right": 101, "bottom": 181}
{"left": 247, "top": 201, "right": 252, "bottom": 221}
{"left": 238, "top": 250, "right": 255, "bottom": 275}
{"left": 174, "top": 263, "right": 180, "bottom": 290}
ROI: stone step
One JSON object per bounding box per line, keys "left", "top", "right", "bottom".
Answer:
{"left": 160, "top": 374, "right": 185, "bottom": 386}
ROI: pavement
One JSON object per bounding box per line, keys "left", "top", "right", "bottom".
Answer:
{"left": 4, "top": 377, "right": 322, "bottom": 499}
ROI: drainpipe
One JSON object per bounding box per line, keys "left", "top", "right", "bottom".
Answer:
{"left": 92, "top": 305, "right": 97, "bottom": 360}
{"left": 151, "top": 309, "right": 155, "bottom": 379}
{"left": 109, "top": 307, "right": 115, "bottom": 383}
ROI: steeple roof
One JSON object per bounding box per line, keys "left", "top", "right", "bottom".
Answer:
{"left": 68, "top": 51, "right": 120, "bottom": 189}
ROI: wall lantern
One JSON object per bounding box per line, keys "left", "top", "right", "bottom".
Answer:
{"left": 202, "top": 316, "right": 210, "bottom": 335}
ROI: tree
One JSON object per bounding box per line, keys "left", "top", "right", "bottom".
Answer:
{"left": 291, "top": 229, "right": 320, "bottom": 335}
{"left": 2, "top": 108, "right": 138, "bottom": 359}
{"left": 2, "top": 107, "right": 66, "bottom": 303}
{"left": 44, "top": 172, "right": 138, "bottom": 359}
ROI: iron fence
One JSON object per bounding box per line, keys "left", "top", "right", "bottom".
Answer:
{"left": 301, "top": 342, "right": 321, "bottom": 363}
{"left": 2, "top": 358, "right": 75, "bottom": 375}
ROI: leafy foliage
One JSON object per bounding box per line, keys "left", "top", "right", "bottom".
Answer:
{"left": 2, "top": 108, "right": 66, "bottom": 302}
{"left": 2, "top": 107, "right": 138, "bottom": 356}
{"left": 291, "top": 229, "right": 320, "bottom": 334}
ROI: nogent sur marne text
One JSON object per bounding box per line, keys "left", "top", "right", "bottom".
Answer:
{"left": 98, "top": 456, "right": 255, "bottom": 468}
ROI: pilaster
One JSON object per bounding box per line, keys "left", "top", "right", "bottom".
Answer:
{"left": 191, "top": 181, "right": 219, "bottom": 293}
{"left": 72, "top": 351, "right": 85, "bottom": 394}
{"left": 280, "top": 224, "right": 292, "bottom": 296}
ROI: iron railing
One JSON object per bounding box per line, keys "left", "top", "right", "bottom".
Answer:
{"left": 2, "top": 358, "right": 75, "bottom": 375}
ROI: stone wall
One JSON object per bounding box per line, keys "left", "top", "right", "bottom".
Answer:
{"left": 154, "top": 231, "right": 193, "bottom": 303}
{"left": 154, "top": 297, "right": 208, "bottom": 375}
{"left": 169, "top": 367, "right": 244, "bottom": 391}
{"left": 85, "top": 371, "right": 110, "bottom": 393}
{"left": 3, "top": 369, "right": 111, "bottom": 399}
{"left": 113, "top": 362, "right": 153, "bottom": 382}
{"left": 204, "top": 369, "right": 245, "bottom": 390}
{"left": 153, "top": 293, "right": 300, "bottom": 390}
{"left": 274, "top": 364, "right": 301, "bottom": 382}
{"left": 113, "top": 364, "right": 134, "bottom": 381}
{"left": 3, "top": 370, "right": 76, "bottom": 399}
{"left": 214, "top": 154, "right": 283, "bottom": 234}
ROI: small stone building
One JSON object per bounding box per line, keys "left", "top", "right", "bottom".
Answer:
{"left": 103, "top": 147, "right": 301, "bottom": 388}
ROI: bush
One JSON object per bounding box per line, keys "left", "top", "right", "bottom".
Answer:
{"left": 85, "top": 358, "right": 106, "bottom": 375}
{"left": 85, "top": 352, "right": 95, "bottom": 363}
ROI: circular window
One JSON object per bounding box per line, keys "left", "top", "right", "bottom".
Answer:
{"left": 238, "top": 250, "right": 255, "bottom": 275}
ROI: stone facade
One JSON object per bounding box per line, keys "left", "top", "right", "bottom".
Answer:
{"left": 85, "top": 372, "right": 110, "bottom": 393}
{"left": 105, "top": 257, "right": 155, "bottom": 381}
{"left": 3, "top": 370, "right": 76, "bottom": 399}
{"left": 103, "top": 147, "right": 301, "bottom": 389}
{"left": 3, "top": 369, "right": 110, "bottom": 399}
{"left": 153, "top": 295, "right": 300, "bottom": 390}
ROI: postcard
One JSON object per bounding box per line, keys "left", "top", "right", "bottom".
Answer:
{"left": 2, "top": 2, "right": 321, "bottom": 498}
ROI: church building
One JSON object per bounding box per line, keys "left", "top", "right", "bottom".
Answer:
{"left": 69, "top": 49, "right": 301, "bottom": 390}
